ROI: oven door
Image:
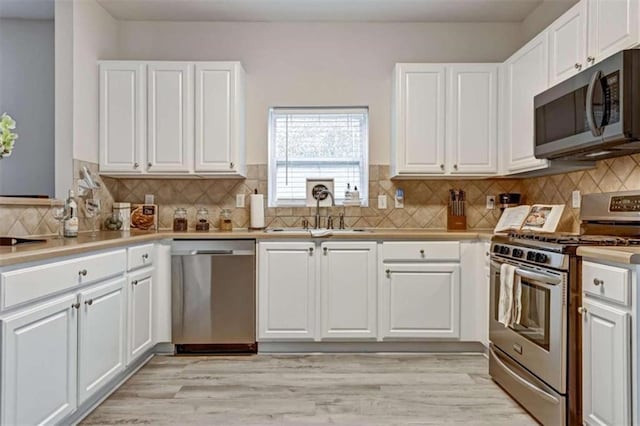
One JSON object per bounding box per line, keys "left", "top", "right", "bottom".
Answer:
{"left": 489, "top": 258, "right": 567, "bottom": 392}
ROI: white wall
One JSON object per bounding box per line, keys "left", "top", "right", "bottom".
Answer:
{"left": 118, "top": 21, "right": 522, "bottom": 164}
{"left": 72, "top": 0, "right": 119, "bottom": 163}
{"left": 55, "top": 0, "right": 74, "bottom": 198}
{"left": 0, "top": 19, "right": 55, "bottom": 197}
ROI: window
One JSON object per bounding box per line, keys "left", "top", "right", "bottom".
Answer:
{"left": 268, "top": 107, "right": 369, "bottom": 207}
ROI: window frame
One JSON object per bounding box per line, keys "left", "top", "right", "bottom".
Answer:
{"left": 267, "top": 106, "right": 369, "bottom": 208}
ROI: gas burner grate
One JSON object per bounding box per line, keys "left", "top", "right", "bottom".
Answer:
{"left": 508, "top": 231, "right": 640, "bottom": 246}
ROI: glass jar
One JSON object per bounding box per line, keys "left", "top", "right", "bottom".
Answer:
{"left": 195, "top": 208, "right": 210, "bottom": 231}
{"left": 219, "top": 208, "right": 233, "bottom": 232}
{"left": 173, "top": 207, "right": 188, "bottom": 232}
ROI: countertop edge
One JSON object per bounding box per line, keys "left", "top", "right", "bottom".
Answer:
{"left": 577, "top": 246, "right": 640, "bottom": 265}
{"left": 0, "top": 229, "right": 495, "bottom": 267}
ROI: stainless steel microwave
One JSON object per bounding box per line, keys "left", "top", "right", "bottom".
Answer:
{"left": 534, "top": 49, "right": 640, "bottom": 161}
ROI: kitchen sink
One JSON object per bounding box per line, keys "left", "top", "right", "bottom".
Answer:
{"left": 264, "top": 228, "right": 371, "bottom": 236}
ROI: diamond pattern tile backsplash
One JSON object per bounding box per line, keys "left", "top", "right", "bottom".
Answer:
{"left": 5, "top": 155, "right": 640, "bottom": 237}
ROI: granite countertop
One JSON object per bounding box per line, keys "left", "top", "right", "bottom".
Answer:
{"left": 577, "top": 246, "right": 640, "bottom": 265}
{"left": 0, "top": 228, "right": 495, "bottom": 267}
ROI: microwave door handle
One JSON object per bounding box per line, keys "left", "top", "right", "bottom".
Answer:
{"left": 586, "top": 70, "right": 604, "bottom": 137}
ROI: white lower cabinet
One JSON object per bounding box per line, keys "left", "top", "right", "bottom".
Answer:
{"left": 78, "top": 278, "right": 126, "bottom": 404}
{"left": 320, "top": 242, "right": 377, "bottom": 340}
{"left": 127, "top": 268, "right": 154, "bottom": 363}
{"left": 258, "top": 242, "right": 317, "bottom": 340}
{"left": 582, "top": 297, "right": 631, "bottom": 426}
{"left": 380, "top": 263, "right": 460, "bottom": 339}
{"left": 0, "top": 294, "right": 78, "bottom": 425}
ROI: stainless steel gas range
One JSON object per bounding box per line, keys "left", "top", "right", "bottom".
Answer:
{"left": 489, "top": 190, "right": 640, "bottom": 426}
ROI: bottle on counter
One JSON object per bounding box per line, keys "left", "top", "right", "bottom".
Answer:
{"left": 219, "top": 209, "right": 233, "bottom": 231}
{"left": 63, "top": 190, "right": 79, "bottom": 238}
{"left": 173, "top": 208, "right": 188, "bottom": 232}
{"left": 344, "top": 183, "right": 352, "bottom": 201}
{"left": 195, "top": 208, "right": 210, "bottom": 231}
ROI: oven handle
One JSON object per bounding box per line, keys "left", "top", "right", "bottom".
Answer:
{"left": 490, "top": 260, "right": 562, "bottom": 286}
{"left": 490, "top": 346, "right": 561, "bottom": 405}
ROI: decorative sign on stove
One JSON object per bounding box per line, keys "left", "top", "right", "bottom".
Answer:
{"left": 494, "top": 204, "right": 565, "bottom": 233}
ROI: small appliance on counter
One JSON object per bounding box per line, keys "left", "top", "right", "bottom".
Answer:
{"left": 498, "top": 193, "right": 521, "bottom": 211}
{"left": 447, "top": 189, "right": 466, "bottom": 230}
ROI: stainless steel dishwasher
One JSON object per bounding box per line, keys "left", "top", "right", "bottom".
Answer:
{"left": 171, "top": 240, "right": 256, "bottom": 353}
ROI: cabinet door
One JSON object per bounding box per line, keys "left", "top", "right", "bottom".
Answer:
{"left": 99, "top": 62, "right": 145, "bottom": 173}
{"left": 447, "top": 64, "right": 498, "bottom": 175}
{"left": 147, "top": 63, "right": 192, "bottom": 173}
{"left": 78, "top": 278, "right": 126, "bottom": 404}
{"left": 588, "top": 0, "right": 639, "bottom": 65}
{"left": 380, "top": 263, "right": 460, "bottom": 339}
{"left": 549, "top": 0, "right": 588, "bottom": 85}
{"left": 127, "top": 269, "right": 154, "bottom": 362}
{"left": 582, "top": 298, "right": 630, "bottom": 426}
{"left": 194, "top": 62, "right": 245, "bottom": 174}
{"left": 320, "top": 242, "right": 377, "bottom": 339}
{"left": 0, "top": 295, "right": 78, "bottom": 425}
{"left": 392, "top": 64, "right": 446, "bottom": 175}
{"left": 258, "top": 242, "right": 317, "bottom": 340}
{"left": 503, "top": 31, "right": 550, "bottom": 173}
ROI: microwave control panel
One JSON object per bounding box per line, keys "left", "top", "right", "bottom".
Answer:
{"left": 610, "top": 195, "right": 640, "bottom": 212}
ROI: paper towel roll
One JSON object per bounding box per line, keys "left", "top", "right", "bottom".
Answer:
{"left": 250, "top": 193, "right": 265, "bottom": 229}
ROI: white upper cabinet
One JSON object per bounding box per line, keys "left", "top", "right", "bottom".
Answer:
{"left": 446, "top": 64, "right": 498, "bottom": 175}
{"left": 99, "top": 62, "right": 145, "bottom": 173}
{"left": 502, "top": 31, "right": 550, "bottom": 173}
{"left": 195, "top": 62, "right": 246, "bottom": 175}
{"left": 392, "top": 63, "right": 498, "bottom": 177}
{"left": 99, "top": 61, "right": 246, "bottom": 177}
{"left": 588, "top": 0, "right": 640, "bottom": 66}
{"left": 392, "top": 63, "right": 446, "bottom": 176}
{"left": 548, "top": 0, "right": 588, "bottom": 85}
{"left": 147, "top": 63, "right": 193, "bottom": 173}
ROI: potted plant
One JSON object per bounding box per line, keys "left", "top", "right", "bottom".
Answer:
{"left": 0, "top": 113, "right": 18, "bottom": 159}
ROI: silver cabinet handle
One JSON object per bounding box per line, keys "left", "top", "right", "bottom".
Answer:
{"left": 440, "top": 164, "right": 445, "bottom": 170}
{"left": 587, "top": 56, "right": 595, "bottom": 63}
{"left": 132, "top": 280, "right": 138, "bottom": 286}
{"left": 419, "top": 249, "right": 425, "bottom": 256}
{"left": 142, "top": 253, "right": 149, "bottom": 260}
{"left": 147, "top": 162, "right": 152, "bottom": 168}
{"left": 385, "top": 269, "right": 391, "bottom": 276}
{"left": 230, "top": 162, "right": 234, "bottom": 169}
{"left": 323, "top": 247, "right": 328, "bottom": 255}
{"left": 575, "top": 63, "right": 582, "bottom": 70}
{"left": 79, "top": 269, "right": 88, "bottom": 277}
{"left": 71, "top": 302, "right": 80, "bottom": 309}
{"left": 134, "top": 162, "right": 139, "bottom": 169}
{"left": 453, "top": 164, "right": 458, "bottom": 170}
{"left": 84, "top": 299, "right": 93, "bottom": 306}
{"left": 593, "top": 278, "right": 604, "bottom": 286}
{"left": 578, "top": 306, "right": 587, "bottom": 315}
{"left": 308, "top": 247, "right": 314, "bottom": 254}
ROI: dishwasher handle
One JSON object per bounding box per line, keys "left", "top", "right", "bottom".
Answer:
{"left": 190, "top": 250, "right": 234, "bottom": 255}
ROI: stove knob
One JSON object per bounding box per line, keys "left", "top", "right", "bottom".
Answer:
{"left": 535, "top": 253, "right": 548, "bottom": 263}
{"left": 513, "top": 249, "right": 523, "bottom": 258}
{"left": 527, "top": 252, "right": 536, "bottom": 261}
{"left": 500, "top": 246, "right": 510, "bottom": 255}
{"left": 493, "top": 245, "right": 501, "bottom": 253}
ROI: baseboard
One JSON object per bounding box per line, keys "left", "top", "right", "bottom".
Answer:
{"left": 257, "top": 341, "right": 485, "bottom": 353}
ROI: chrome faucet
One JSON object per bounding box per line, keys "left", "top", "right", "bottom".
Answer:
{"left": 314, "top": 189, "right": 335, "bottom": 229}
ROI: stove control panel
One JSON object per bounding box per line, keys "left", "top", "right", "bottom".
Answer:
{"left": 610, "top": 195, "right": 640, "bottom": 212}
{"left": 491, "top": 242, "right": 566, "bottom": 270}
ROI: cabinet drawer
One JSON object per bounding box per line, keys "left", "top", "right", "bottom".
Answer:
{"left": 1, "top": 250, "right": 127, "bottom": 310}
{"left": 582, "top": 261, "right": 630, "bottom": 306}
{"left": 382, "top": 241, "right": 460, "bottom": 261}
{"left": 128, "top": 244, "right": 154, "bottom": 271}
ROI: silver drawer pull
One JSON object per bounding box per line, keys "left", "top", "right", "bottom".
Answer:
{"left": 84, "top": 299, "right": 93, "bottom": 306}
{"left": 593, "top": 278, "right": 604, "bottom": 286}
{"left": 308, "top": 247, "right": 314, "bottom": 254}
{"left": 419, "top": 249, "right": 425, "bottom": 256}
{"left": 71, "top": 302, "right": 80, "bottom": 310}
{"left": 132, "top": 280, "right": 138, "bottom": 286}
{"left": 78, "top": 269, "right": 88, "bottom": 277}
{"left": 142, "top": 253, "right": 149, "bottom": 260}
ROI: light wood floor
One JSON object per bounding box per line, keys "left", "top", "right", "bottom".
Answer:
{"left": 82, "top": 353, "right": 536, "bottom": 425}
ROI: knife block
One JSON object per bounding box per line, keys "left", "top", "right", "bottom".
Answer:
{"left": 447, "top": 200, "right": 467, "bottom": 231}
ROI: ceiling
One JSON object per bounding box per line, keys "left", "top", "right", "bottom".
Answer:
{"left": 0, "top": 0, "right": 54, "bottom": 19}
{"left": 95, "top": 0, "right": 563, "bottom": 23}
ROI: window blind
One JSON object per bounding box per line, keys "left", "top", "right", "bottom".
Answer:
{"left": 268, "top": 107, "right": 369, "bottom": 206}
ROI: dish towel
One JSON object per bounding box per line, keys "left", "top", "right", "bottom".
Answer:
{"left": 498, "top": 263, "right": 520, "bottom": 327}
